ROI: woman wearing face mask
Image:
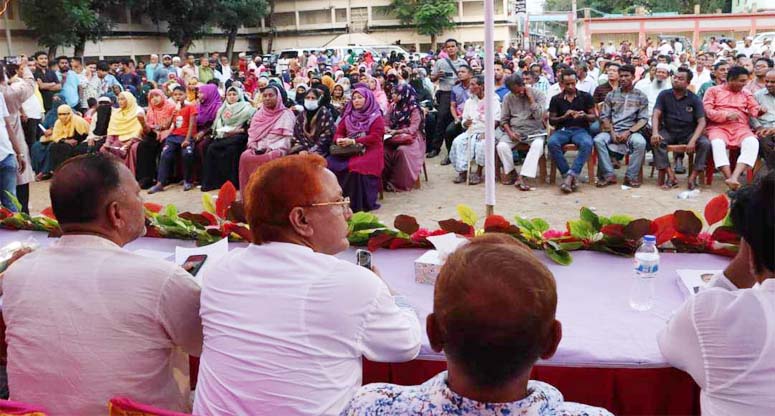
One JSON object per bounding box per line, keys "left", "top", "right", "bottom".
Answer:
{"left": 202, "top": 86, "right": 256, "bottom": 191}
{"left": 291, "top": 88, "right": 335, "bottom": 157}
{"left": 383, "top": 84, "right": 426, "bottom": 192}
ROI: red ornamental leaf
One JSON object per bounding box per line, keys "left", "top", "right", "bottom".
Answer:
{"left": 229, "top": 224, "right": 253, "bottom": 241}
{"left": 388, "top": 238, "right": 418, "bottom": 250}
{"left": 650, "top": 214, "right": 676, "bottom": 246}
{"left": 200, "top": 212, "right": 218, "bottom": 226}
{"left": 216, "top": 181, "right": 238, "bottom": 219}
{"left": 438, "top": 219, "right": 474, "bottom": 236}
{"left": 623, "top": 218, "right": 652, "bottom": 241}
{"left": 367, "top": 232, "right": 395, "bottom": 252}
{"left": 484, "top": 215, "right": 510, "bottom": 231}
{"left": 179, "top": 212, "right": 211, "bottom": 227}
{"left": 704, "top": 194, "right": 730, "bottom": 226}
{"left": 428, "top": 229, "right": 451, "bottom": 237}
{"left": 711, "top": 226, "right": 741, "bottom": 244}
{"left": 394, "top": 215, "right": 420, "bottom": 235}
{"left": 673, "top": 210, "right": 703, "bottom": 236}
{"left": 144, "top": 224, "right": 162, "bottom": 238}
{"left": 40, "top": 207, "right": 56, "bottom": 220}
{"left": 600, "top": 224, "right": 625, "bottom": 239}
{"left": 143, "top": 202, "right": 163, "bottom": 213}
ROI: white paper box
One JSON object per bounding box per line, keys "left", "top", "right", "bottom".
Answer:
{"left": 414, "top": 250, "right": 444, "bottom": 285}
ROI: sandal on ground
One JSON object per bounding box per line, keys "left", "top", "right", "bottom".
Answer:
{"left": 570, "top": 176, "right": 579, "bottom": 191}
{"left": 516, "top": 182, "right": 531, "bottom": 191}
{"left": 687, "top": 179, "right": 698, "bottom": 191}
{"left": 623, "top": 177, "right": 641, "bottom": 188}
{"left": 661, "top": 179, "right": 679, "bottom": 190}
{"left": 560, "top": 182, "right": 573, "bottom": 194}
{"left": 384, "top": 182, "right": 397, "bottom": 192}
{"left": 596, "top": 175, "right": 617, "bottom": 188}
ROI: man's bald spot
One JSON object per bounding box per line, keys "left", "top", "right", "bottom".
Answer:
{"left": 766, "top": 69, "right": 775, "bottom": 79}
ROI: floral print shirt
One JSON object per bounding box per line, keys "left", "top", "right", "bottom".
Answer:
{"left": 340, "top": 371, "right": 613, "bottom": 416}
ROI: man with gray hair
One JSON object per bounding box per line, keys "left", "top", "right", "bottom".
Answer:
{"left": 637, "top": 63, "right": 672, "bottom": 117}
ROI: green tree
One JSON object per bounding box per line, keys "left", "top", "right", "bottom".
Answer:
{"left": 139, "top": 0, "right": 213, "bottom": 56}
{"left": 391, "top": 0, "right": 457, "bottom": 49}
{"left": 212, "top": 0, "right": 268, "bottom": 61}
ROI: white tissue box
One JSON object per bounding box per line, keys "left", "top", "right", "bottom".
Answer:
{"left": 414, "top": 250, "right": 444, "bottom": 285}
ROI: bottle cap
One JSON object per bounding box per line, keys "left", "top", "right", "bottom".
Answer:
{"left": 643, "top": 235, "right": 656, "bottom": 243}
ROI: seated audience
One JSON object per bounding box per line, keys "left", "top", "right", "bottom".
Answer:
{"left": 497, "top": 73, "right": 546, "bottom": 190}
{"left": 752, "top": 69, "right": 775, "bottom": 169}
{"left": 192, "top": 83, "right": 223, "bottom": 177}
{"left": 193, "top": 154, "right": 421, "bottom": 415}
{"left": 100, "top": 91, "right": 145, "bottom": 175}
{"left": 238, "top": 84, "right": 296, "bottom": 192}
{"left": 659, "top": 172, "right": 774, "bottom": 416}
{"left": 202, "top": 86, "right": 255, "bottom": 191}
{"left": 1, "top": 153, "right": 202, "bottom": 414}
{"left": 703, "top": 66, "right": 761, "bottom": 190}
{"left": 593, "top": 64, "right": 649, "bottom": 188}
{"left": 383, "top": 84, "right": 426, "bottom": 192}
{"left": 331, "top": 83, "right": 348, "bottom": 113}
{"left": 547, "top": 70, "right": 597, "bottom": 194}
{"left": 651, "top": 68, "right": 710, "bottom": 190}
{"left": 327, "top": 86, "right": 385, "bottom": 212}
{"left": 342, "top": 234, "right": 613, "bottom": 416}
{"left": 85, "top": 96, "right": 113, "bottom": 151}
{"left": 449, "top": 76, "right": 500, "bottom": 185}
{"left": 33, "top": 104, "right": 90, "bottom": 180}
{"left": 291, "top": 87, "right": 335, "bottom": 156}
{"left": 697, "top": 60, "right": 729, "bottom": 99}
{"left": 148, "top": 86, "right": 197, "bottom": 193}
{"left": 135, "top": 89, "right": 174, "bottom": 189}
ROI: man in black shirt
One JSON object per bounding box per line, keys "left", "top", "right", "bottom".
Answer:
{"left": 651, "top": 67, "right": 710, "bottom": 190}
{"left": 547, "top": 70, "right": 597, "bottom": 193}
{"left": 32, "top": 51, "right": 61, "bottom": 112}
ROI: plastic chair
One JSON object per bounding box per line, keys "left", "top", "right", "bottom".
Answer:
{"left": 549, "top": 144, "right": 597, "bottom": 184}
{"left": 0, "top": 399, "right": 47, "bottom": 416}
{"left": 704, "top": 146, "right": 754, "bottom": 185}
{"left": 108, "top": 397, "right": 190, "bottom": 416}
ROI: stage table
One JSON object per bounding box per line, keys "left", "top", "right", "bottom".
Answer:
{"left": 0, "top": 230, "right": 729, "bottom": 415}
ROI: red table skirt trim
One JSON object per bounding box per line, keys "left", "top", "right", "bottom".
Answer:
{"left": 362, "top": 359, "right": 701, "bottom": 416}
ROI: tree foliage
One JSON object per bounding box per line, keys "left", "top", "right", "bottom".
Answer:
{"left": 390, "top": 0, "right": 457, "bottom": 45}
{"left": 543, "top": 0, "right": 731, "bottom": 14}
{"left": 137, "top": 0, "right": 212, "bottom": 55}
{"left": 212, "top": 0, "right": 269, "bottom": 58}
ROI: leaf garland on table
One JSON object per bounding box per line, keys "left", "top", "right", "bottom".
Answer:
{"left": 345, "top": 194, "right": 740, "bottom": 265}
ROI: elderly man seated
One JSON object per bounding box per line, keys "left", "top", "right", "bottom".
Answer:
{"left": 341, "top": 234, "right": 613, "bottom": 416}
{"left": 593, "top": 64, "right": 650, "bottom": 188}
{"left": 752, "top": 69, "right": 775, "bottom": 170}
{"left": 448, "top": 76, "right": 501, "bottom": 185}
{"left": 193, "top": 154, "right": 421, "bottom": 415}
{"left": 703, "top": 66, "right": 762, "bottom": 190}
{"left": 2, "top": 153, "right": 202, "bottom": 414}
{"left": 496, "top": 74, "right": 546, "bottom": 190}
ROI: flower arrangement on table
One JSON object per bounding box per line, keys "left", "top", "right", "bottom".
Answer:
{"left": 0, "top": 185, "right": 739, "bottom": 265}
{"left": 347, "top": 194, "right": 740, "bottom": 265}
{"left": 0, "top": 182, "right": 252, "bottom": 245}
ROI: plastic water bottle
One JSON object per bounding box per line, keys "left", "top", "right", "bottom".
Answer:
{"left": 677, "top": 189, "right": 701, "bottom": 200}
{"left": 630, "top": 235, "right": 659, "bottom": 311}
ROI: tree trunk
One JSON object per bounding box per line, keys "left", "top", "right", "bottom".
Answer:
{"left": 177, "top": 39, "right": 192, "bottom": 58}
{"left": 47, "top": 45, "right": 58, "bottom": 59}
{"left": 226, "top": 29, "right": 237, "bottom": 62}
{"left": 430, "top": 34, "right": 437, "bottom": 51}
{"left": 256, "top": 36, "right": 264, "bottom": 55}
{"left": 267, "top": 30, "right": 275, "bottom": 54}
{"left": 74, "top": 36, "right": 86, "bottom": 57}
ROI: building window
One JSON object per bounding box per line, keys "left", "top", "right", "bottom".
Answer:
{"left": 462, "top": 1, "right": 484, "bottom": 16}
{"left": 299, "top": 9, "right": 331, "bottom": 25}
{"left": 272, "top": 12, "right": 296, "bottom": 27}
{"left": 351, "top": 7, "right": 368, "bottom": 23}
{"left": 495, "top": 0, "right": 504, "bottom": 15}
{"left": 335, "top": 8, "right": 348, "bottom": 23}
{"left": 372, "top": 5, "right": 396, "bottom": 20}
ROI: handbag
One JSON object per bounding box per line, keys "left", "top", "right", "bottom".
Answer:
{"left": 385, "top": 133, "right": 414, "bottom": 146}
{"left": 329, "top": 143, "right": 365, "bottom": 158}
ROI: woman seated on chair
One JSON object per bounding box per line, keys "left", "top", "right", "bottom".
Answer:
{"left": 327, "top": 86, "right": 385, "bottom": 212}
{"left": 32, "top": 103, "right": 90, "bottom": 180}
{"left": 202, "top": 86, "right": 255, "bottom": 191}
{"left": 192, "top": 83, "right": 223, "bottom": 183}
{"left": 383, "top": 84, "right": 426, "bottom": 192}
{"left": 290, "top": 87, "right": 335, "bottom": 157}
{"left": 84, "top": 96, "right": 114, "bottom": 153}
{"left": 238, "top": 84, "right": 296, "bottom": 192}
{"left": 135, "top": 89, "right": 175, "bottom": 189}
{"left": 100, "top": 91, "right": 145, "bottom": 175}
{"left": 331, "top": 83, "right": 349, "bottom": 114}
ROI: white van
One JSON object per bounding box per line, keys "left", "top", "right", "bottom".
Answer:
{"left": 369, "top": 45, "right": 410, "bottom": 58}
{"left": 276, "top": 48, "right": 331, "bottom": 73}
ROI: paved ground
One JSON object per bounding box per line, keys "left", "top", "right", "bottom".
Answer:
{"left": 27, "top": 151, "right": 731, "bottom": 230}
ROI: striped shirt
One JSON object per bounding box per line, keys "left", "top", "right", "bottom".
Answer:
{"left": 600, "top": 87, "right": 650, "bottom": 133}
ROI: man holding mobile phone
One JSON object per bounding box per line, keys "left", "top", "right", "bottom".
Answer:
{"left": 428, "top": 39, "right": 466, "bottom": 159}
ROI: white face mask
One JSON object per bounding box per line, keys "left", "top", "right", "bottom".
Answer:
{"left": 304, "top": 100, "right": 319, "bottom": 111}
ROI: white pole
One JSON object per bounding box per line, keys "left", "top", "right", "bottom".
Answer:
{"left": 484, "top": 0, "right": 496, "bottom": 216}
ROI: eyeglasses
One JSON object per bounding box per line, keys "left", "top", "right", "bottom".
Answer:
{"left": 306, "top": 197, "right": 351, "bottom": 213}
{"left": 57, "top": 113, "right": 70, "bottom": 116}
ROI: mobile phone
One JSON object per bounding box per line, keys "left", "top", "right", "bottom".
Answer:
{"left": 4, "top": 56, "right": 20, "bottom": 65}
{"left": 356, "top": 249, "right": 372, "bottom": 269}
{"left": 182, "top": 254, "right": 207, "bottom": 276}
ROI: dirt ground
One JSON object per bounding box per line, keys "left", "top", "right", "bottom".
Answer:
{"left": 26, "top": 151, "right": 733, "bottom": 230}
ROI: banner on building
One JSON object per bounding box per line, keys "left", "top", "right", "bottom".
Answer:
{"left": 514, "top": 0, "right": 527, "bottom": 16}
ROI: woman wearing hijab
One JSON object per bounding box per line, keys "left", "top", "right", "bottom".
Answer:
{"left": 33, "top": 104, "right": 90, "bottom": 180}
{"left": 100, "top": 91, "right": 145, "bottom": 174}
{"left": 291, "top": 87, "right": 335, "bottom": 157}
{"left": 193, "top": 83, "right": 223, "bottom": 179}
{"left": 237, "top": 85, "right": 296, "bottom": 192}
{"left": 368, "top": 77, "right": 388, "bottom": 114}
{"left": 85, "top": 96, "right": 114, "bottom": 152}
{"left": 383, "top": 84, "right": 425, "bottom": 192}
{"left": 202, "top": 86, "right": 255, "bottom": 191}
{"left": 331, "top": 84, "right": 348, "bottom": 114}
{"left": 328, "top": 86, "right": 385, "bottom": 212}
{"left": 321, "top": 74, "right": 336, "bottom": 92}
{"left": 135, "top": 89, "right": 175, "bottom": 188}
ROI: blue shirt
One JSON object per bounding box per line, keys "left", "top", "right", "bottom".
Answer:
{"left": 496, "top": 85, "right": 510, "bottom": 101}
{"left": 58, "top": 70, "right": 80, "bottom": 108}
{"left": 451, "top": 83, "right": 469, "bottom": 115}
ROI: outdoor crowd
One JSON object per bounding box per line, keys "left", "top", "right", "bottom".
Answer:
{"left": 0, "top": 34, "right": 773, "bottom": 214}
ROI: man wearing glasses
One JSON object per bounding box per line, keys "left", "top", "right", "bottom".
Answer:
{"left": 194, "top": 153, "right": 422, "bottom": 416}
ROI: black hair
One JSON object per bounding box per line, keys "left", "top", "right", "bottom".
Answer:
{"left": 714, "top": 60, "right": 729, "bottom": 70}
{"left": 32, "top": 51, "right": 47, "bottom": 60}
{"left": 560, "top": 69, "right": 578, "bottom": 83}
{"left": 444, "top": 38, "right": 458, "bottom": 47}
{"left": 604, "top": 62, "right": 620, "bottom": 71}
{"left": 0, "top": 63, "right": 5, "bottom": 83}
{"left": 173, "top": 86, "right": 185, "bottom": 93}
{"left": 727, "top": 65, "right": 749, "bottom": 82}
{"left": 676, "top": 67, "right": 694, "bottom": 82}
{"left": 50, "top": 153, "right": 124, "bottom": 225}
{"left": 756, "top": 57, "right": 774, "bottom": 68}
{"left": 71, "top": 56, "right": 83, "bottom": 64}
{"left": 471, "top": 75, "right": 485, "bottom": 87}
{"left": 458, "top": 65, "right": 473, "bottom": 73}
{"left": 207, "top": 78, "right": 220, "bottom": 86}
{"left": 504, "top": 73, "right": 524, "bottom": 89}
{"left": 618, "top": 64, "right": 635, "bottom": 76}
{"left": 574, "top": 63, "right": 588, "bottom": 72}
{"left": 55, "top": 55, "right": 69, "bottom": 63}
{"left": 730, "top": 172, "right": 774, "bottom": 273}
{"left": 736, "top": 53, "right": 747, "bottom": 60}
{"left": 97, "top": 61, "right": 110, "bottom": 72}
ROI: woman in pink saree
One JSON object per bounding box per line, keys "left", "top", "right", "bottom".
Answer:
{"left": 383, "top": 84, "right": 425, "bottom": 192}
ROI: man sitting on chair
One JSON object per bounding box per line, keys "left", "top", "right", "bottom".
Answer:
{"left": 651, "top": 67, "right": 710, "bottom": 190}
{"left": 497, "top": 74, "right": 546, "bottom": 190}
{"left": 703, "top": 66, "right": 762, "bottom": 190}
{"left": 593, "top": 64, "right": 650, "bottom": 188}
{"left": 752, "top": 69, "right": 775, "bottom": 170}
{"left": 547, "top": 69, "right": 597, "bottom": 194}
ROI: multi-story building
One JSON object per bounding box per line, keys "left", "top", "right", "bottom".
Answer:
{"left": 1, "top": 0, "right": 517, "bottom": 61}
{"left": 732, "top": 0, "right": 775, "bottom": 14}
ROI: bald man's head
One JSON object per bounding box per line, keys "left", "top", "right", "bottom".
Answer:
{"left": 429, "top": 233, "right": 560, "bottom": 388}
{"left": 766, "top": 70, "right": 775, "bottom": 95}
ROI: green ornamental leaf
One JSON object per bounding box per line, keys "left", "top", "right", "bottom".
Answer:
{"left": 580, "top": 207, "right": 601, "bottom": 230}
{"left": 164, "top": 204, "right": 178, "bottom": 219}
{"left": 531, "top": 218, "right": 550, "bottom": 233}
{"left": 4, "top": 191, "right": 22, "bottom": 213}
{"left": 514, "top": 216, "right": 535, "bottom": 232}
{"left": 567, "top": 220, "right": 596, "bottom": 239}
{"left": 544, "top": 243, "right": 573, "bottom": 266}
{"left": 608, "top": 214, "right": 634, "bottom": 226}
{"left": 456, "top": 204, "right": 478, "bottom": 227}
{"left": 202, "top": 193, "right": 216, "bottom": 214}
